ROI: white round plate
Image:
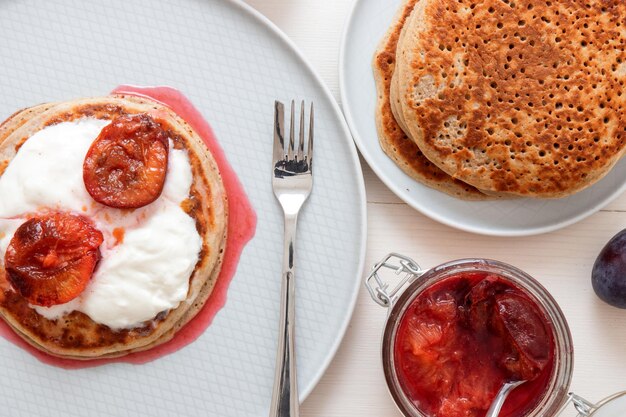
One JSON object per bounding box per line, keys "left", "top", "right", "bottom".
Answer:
{"left": 0, "top": 1, "right": 366, "bottom": 416}
{"left": 340, "top": 0, "right": 626, "bottom": 236}
{"left": 593, "top": 394, "right": 626, "bottom": 417}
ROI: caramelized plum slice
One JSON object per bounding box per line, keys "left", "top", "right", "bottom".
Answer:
{"left": 466, "top": 276, "right": 508, "bottom": 331}
{"left": 83, "top": 113, "right": 169, "bottom": 208}
{"left": 4, "top": 212, "right": 103, "bottom": 307}
{"left": 467, "top": 275, "right": 506, "bottom": 304}
{"left": 492, "top": 293, "right": 551, "bottom": 381}
{"left": 404, "top": 293, "right": 457, "bottom": 356}
{"left": 404, "top": 316, "right": 445, "bottom": 357}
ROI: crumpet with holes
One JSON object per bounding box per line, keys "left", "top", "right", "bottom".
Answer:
{"left": 395, "top": 0, "right": 626, "bottom": 198}
{"left": 373, "top": 0, "right": 492, "bottom": 199}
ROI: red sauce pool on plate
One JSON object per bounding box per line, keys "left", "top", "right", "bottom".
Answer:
{"left": 394, "top": 272, "right": 554, "bottom": 417}
{"left": 0, "top": 86, "right": 257, "bottom": 368}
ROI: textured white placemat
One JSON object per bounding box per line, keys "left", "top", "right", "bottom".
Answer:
{"left": 0, "top": 1, "right": 366, "bottom": 416}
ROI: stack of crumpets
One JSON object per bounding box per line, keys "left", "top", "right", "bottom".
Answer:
{"left": 373, "top": 0, "right": 626, "bottom": 199}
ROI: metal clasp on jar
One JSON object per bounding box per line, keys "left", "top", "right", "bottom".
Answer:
{"left": 365, "top": 253, "right": 424, "bottom": 307}
{"left": 556, "top": 391, "right": 626, "bottom": 416}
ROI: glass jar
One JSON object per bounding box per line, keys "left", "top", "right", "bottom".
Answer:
{"left": 365, "top": 253, "right": 574, "bottom": 417}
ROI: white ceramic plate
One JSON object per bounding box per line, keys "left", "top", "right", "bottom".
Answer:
{"left": 0, "top": 1, "right": 366, "bottom": 416}
{"left": 593, "top": 393, "right": 626, "bottom": 417}
{"left": 340, "top": 0, "right": 626, "bottom": 236}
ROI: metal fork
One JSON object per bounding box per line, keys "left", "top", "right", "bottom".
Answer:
{"left": 269, "top": 100, "right": 314, "bottom": 417}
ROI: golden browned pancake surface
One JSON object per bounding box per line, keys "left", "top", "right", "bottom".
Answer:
{"left": 0, "top": 96, "right": 227, "bottom": 359}
{"left": 373, "top": 0, "right": 490, "bottom": 200}
{"left": 396, "top": 0, "right": 626, "bottom": 198}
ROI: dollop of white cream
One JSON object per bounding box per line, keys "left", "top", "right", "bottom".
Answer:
{"left": 0, "top": 119, "right": 109, "bottom": 217}
{"left": 0, "top": 219, "right": 24, "bottom": 257}
{"left": 0, "top": 119, "right": 202, "bottom": 329}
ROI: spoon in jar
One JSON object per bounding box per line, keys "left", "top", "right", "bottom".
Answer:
{"left": 485, "top": 380, "right": 526, "bottom": 417}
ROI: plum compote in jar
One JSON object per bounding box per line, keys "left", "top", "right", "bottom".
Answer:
{"left": 370, "top": 256, "right": 573, "bottom": 417}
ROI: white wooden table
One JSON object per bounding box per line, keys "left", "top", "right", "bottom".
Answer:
{"left": 245, "top": 1, "right": 626, "bottom": 415}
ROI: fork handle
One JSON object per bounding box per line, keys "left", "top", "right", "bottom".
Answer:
{"left": 269, "top": 214, "right": 299, "bottom": 417}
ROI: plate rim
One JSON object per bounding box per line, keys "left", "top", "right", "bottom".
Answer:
{"left": 0, "top": 0, "right": 368, "bottom": 408}
{"left": 231, "top": 0, "right": 368, "bottom": 401}
{"left": 338, "top": 0, "right": 626, "bottom": 237}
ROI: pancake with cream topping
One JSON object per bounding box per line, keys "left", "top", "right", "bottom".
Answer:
{"left": 0, "top": 95, "right": 227, "bottom": 359}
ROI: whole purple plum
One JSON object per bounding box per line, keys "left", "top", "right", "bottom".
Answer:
{"left": 592, "top": 230, "right": 626, "bottom": 309}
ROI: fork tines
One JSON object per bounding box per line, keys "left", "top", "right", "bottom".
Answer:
{"left": 273, "top": 100, "right": 314, "bottom": 176}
